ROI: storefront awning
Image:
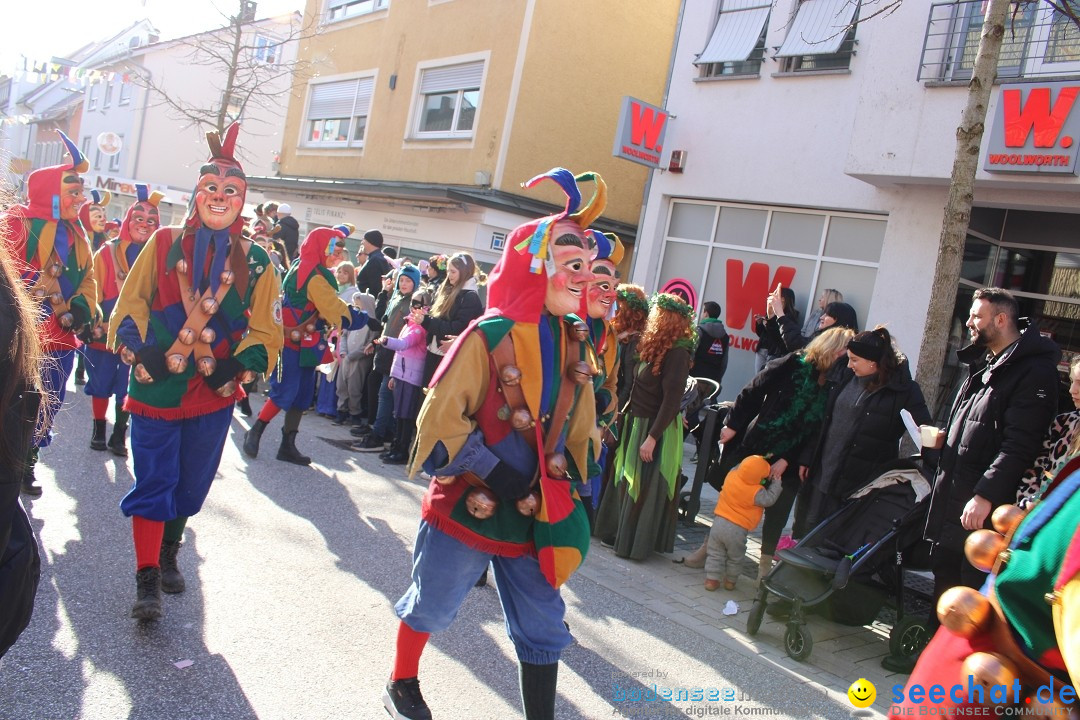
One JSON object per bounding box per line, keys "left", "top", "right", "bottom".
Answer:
{"left": 775, "top": 0, "right": 858, "bottom": 57}
{"left": 695, "top": 1, "right": 771, "bottom": 65}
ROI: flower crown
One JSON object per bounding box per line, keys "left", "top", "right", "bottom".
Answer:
{"left": 652, "top": 292, "right": 695, "bottom": 319}
{"left": 434, "top": 255, "right": 448, "bottom": 272}
{"left": 616, "top": 287, "right": 649, "bottom": 314}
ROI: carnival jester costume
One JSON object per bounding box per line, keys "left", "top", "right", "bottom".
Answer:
{"left": 108, "top": 122, "right": 283, "bottom": 621}
{"left": 242, "top": 225, "right": 368, "bottom": 465}
{"left": 84, "top": 184, "right": 163, "bottom": 457}
{"left": 73, "top": 188, "right": 112, "bottom": 386}
{"left": 0, "top": 130, "right": 98, "bottom": 497}
{"left": 384, "top": 169, "right": 604, "bottom": 720}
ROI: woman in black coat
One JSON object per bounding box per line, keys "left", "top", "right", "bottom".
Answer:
{"left": 775, "top": 299, "right": 859, "bottom": 354}
{"left": 793, "top": 326, "right": 931, "bottom": 536}
{"left": 420, "top": 252, "right": 485, "bottom": 386}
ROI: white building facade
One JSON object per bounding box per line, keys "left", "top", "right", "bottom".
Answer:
{"left": 635, "top": 0, "right": 1080, "bottom": 408}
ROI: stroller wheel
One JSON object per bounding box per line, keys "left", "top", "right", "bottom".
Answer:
{"left": 889, "top": 615, "right": 930, "bottom": 660}
{"left": 747, "top": 599, "right": 766, "bottom": 636}
{"left": 783, "top": 623, "right": 813, "bottom": 661}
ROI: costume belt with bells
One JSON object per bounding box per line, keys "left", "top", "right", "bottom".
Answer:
{"left": 28, "top": 251, "right": 78, "bottom": 330}
{"left": 89, "top": 243, "right": 135, "bottom": 344}
{"left": 439, "top": 319, "right": 594, "bottom": 520}
{"left": 283, "top": 312, "right": 323, "bottom": 347}
{"left": 123, "top": 238, "right": 254, "bottom": 397}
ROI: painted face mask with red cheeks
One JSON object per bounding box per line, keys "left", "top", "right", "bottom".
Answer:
{"left": 194, "top": 168, "right": 246, "bottom": 231}
{"left": 544, "top": 229, "right": 595, "bottom": 317}
{"left": 60, "top": 173, "right": 86, "bottom": 220}
{"left": 88, "top": 206, "right": 107, "bottom": 233}
{"left": 127, "top": 203, "right": 160, "bottom": 243}
{"left": 587, "top": 259, "right": 618, "bottom": 319}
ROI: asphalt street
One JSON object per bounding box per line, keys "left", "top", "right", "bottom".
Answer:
{"left": 0, "top": 386, "right": 868, "bottom": 720}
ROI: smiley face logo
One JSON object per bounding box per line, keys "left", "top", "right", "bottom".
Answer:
{"left": 847, "top": 678, "right": 876, "bottom": 708}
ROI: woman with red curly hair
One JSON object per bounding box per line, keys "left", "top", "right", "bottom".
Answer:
{"left": 595, "top": 293, "right": 695, "bottom": 560}
{"left": 611, "top": 284, "right": 649, "bottom": 410}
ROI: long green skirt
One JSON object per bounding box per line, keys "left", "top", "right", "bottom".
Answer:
{"left": 594, "top": 415, "right": 682, "bottom": 561}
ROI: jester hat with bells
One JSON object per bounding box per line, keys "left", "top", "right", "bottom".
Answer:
{"left": 422, "top": 167, "right": 606, "bottom": 588}
{"left": 17, "top": 130, "right": 92, "bottom": 273}
{"left": 182, "top": 122, "right": 251, "bottom": 298}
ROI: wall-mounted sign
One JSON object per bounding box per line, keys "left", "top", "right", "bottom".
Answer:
{"left": 660, "top": 277, "right": 698, "bottom": 311}
{"left": 612, "top": 95, "right": 670, "bottom": 169}
{"left": 97, "top": 131, "right": 122, "bottom": 156}
{"left": 984, "top": 82, "right": 1080, "bottom": 175}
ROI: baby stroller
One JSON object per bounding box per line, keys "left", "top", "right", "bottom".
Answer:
{"left": 745, "top": 458, "right": 933, "bottom": 662}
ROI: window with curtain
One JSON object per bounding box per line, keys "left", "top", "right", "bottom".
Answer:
{"left": 414, "top": 61, "right": 483, "bottom": 138}
{"left": 303, "top": 77, "right": 374, "bottom": 148}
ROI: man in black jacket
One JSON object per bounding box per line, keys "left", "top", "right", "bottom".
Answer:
{"left": 924, "top": 287, "right": 1060, "bottom": 614}
{"left": 355, "top": 229, "right": 392, "bottom": 297}
{"left": 270, "top": 203, "right": 300, "bottom": 262}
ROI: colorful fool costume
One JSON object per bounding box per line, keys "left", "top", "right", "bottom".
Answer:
{"left": 108, "top": 123, "right": 284, "bottom": 621}
{"left": 0, "top": 130, "right": 98, "bottom": 497}
{"left": 84, "top": 185, "right": 163, "bottom": 457}
{"left": 889, "top": 456, "right": 1080, "bottom": 718}
{"left": 73, "top": 189, "right": 111, "bottom": 386}
{"left": 242, "top": 225, "right": 368, "bottom": 465}
{"left": 384, "top": 168, "right": 604, "bottom": 720}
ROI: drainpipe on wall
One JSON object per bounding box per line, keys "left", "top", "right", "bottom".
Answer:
{"left": 628, "top": 0, "right": 685, "bottom": 292}
{"left": 130, "top": 65, "right": 152, "bottom": 181}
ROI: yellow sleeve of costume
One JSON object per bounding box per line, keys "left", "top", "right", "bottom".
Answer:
{"left": 307, "top": 274, "right": 352, "bottom": 329}
{"left": 107, "top": 232, "right": 161, "bottom": 350}
{"left": 234, "top": 258, "right": 284, "bottom": 376}
{"left": 92, "top": 246, "right": 108, "bottom": 306}
{"left": 410, "top": 332, "right": 490, "bottom": 477}
{"left": 600, "top": 334, "right": 620, "bottom": 420}
{"left": 73, "top": 235, "right": 100, "bottom": 320}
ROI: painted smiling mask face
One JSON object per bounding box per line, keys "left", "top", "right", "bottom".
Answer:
{"left": 587, "top": 258, "right": 618, "bottom": 320}
{"left": 127, "top": 202, "right": 160, "bottom": 243}
{"left": 87, "top": 205, "right": 107, "bottom": 233}
{"left": 194, "top": 164, "right": 246, "bottom": 231}
{"left": 60, "top": 173, "right": 86, "bottom": 221}
{"left": 544, "top": 221, "right": 595, "bottom": 317}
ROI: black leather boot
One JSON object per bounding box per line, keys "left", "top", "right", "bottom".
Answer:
{"left": 159, "top": 540, "right": 185, "bottom": 594}
{"left": 236, "top": 394, "right": 252, "bottom": 417}
{"left": 277, "top": 430, "right": 311, "bottom": 465}
{"left": 131, "top": 567, "right": 163, "bottom": 621}
{"left": 108, "top": 411, "right": 129, "bottom": 457}
{"left": 519, "top": 662, "right": 558, "bottom": 720}
{"left": 90, "top": 419, "right": 107, "bottom": 450}
{"left": 243, "top": 419, "right": 268, "bottom": 458}
{"left": 21, "top": 447, "right": 41, "bottom": 497}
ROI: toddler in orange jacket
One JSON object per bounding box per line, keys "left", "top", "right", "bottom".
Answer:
{"left": 706, "top": 455, "right": 780, "bottom": 591}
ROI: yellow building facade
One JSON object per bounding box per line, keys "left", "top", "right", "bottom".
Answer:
{"left": 252, "top": 0, "right": 679, "bottom": 268}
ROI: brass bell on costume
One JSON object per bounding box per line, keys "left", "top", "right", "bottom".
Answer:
{"left": 57, "top": 312, "right": 74, "bottom": 329}
{"left": 47, "top": 263, "right": 63, "bottom": 278}
{"left": 960, "top": 652, "right": 1018, "bottom": 694}
{"left": 91, "top": 325, "right": 106, "bottom": 341}
{"left": 32, "top": 287, "right": 46, "bottom": 299}
{"left": 196, "top": 356, "right": 217, "bottom": 376}
{"left": 545, "top": 452, "right": 568, "bottom": 479}
{"left": 516, "top": 492, "right": 541, "bottom": 517}
{"left": 305, "top": 322, "right": 317, "bottom": 334}
{"left": 166, "top": 353, "right": 189, "bottom": 375}
{"left": 120, "top": 347, "right": 136, "bottom": 366}
{"left": 991, "top": 504, "right": 1026, "bottom": 535}
{"left": 239, "top": 370, "right": 256, "bottom": 384}
{"left": 199, "top": 327, "right": 216, "bottom": 344}
{"left": 500, "top": 365, "right": 522, "bottom": 387}
{"left": 937, "top": 586, "right": 992, "bottom": 638}
{"left": 50, "top": 292, "right": 64, "bottom": 305}
{"left": 289, "top": 329, "right": 302, "bottom": 343}
{"left": 964, "top": 529, "right": 1008, "bottom": 573}
{"left": 200, "top": 297, "right": 220, "bottom": 316}
{"left": 215, "top": 381, "right": 236, "bottom": 398}
{"left": 220, "top": 270, "right": 235, "bottom": 286}
{"left": 178, "top": 328, "right": 196, "bottom": 345}
{"left": 510, "top": 408, "right": 533, "bottom": 431}
{"left": 175, "top": 259, "right": 188, "bottom": 275}
{"left": 133, "top": 363, "right": 153, "bottom": 384}
{"left": 569, "top": 360, "right": 593, "bottom": 385}
{"left": 573, "top": 321, "right": 588, "bottom": 342}
{"left": 465, "top": 488, "right": 498, "bottom": 519}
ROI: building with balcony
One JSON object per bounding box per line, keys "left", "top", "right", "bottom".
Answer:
{"left": 248, "top": 0, "right": 681, "bottom": 268}
{"left": 634, "top": 0, "right": 1080, "bottom": 408}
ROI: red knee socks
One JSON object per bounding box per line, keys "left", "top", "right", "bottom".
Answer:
{"left": 391, "top": 621, "right": 430, "bottom": 680}
{"left": 257, "top": 398, "right": 281, "bottom": 423}
{"left": 92, "top": 397, "right": 109, "bottom": 421}
{"left": 132, "top": 516, "right": 164, "bottom": 570}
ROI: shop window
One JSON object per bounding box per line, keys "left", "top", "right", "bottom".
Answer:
{"left": 668, "top": 201, "right": 716, "bottom": 242}
{"left": 774, "top": 0, "right": 858, "bottom": 73}
{"left": 823, "top": 216, "right": 886, "bottom": 263}
{"left": 326, "top": 0, "right": 388, "bottom": 22}
{"left": 413, "top": 61, "right": 483, "bottom": 138}
{"left": 657, "top": 241, "right": 710, "bottom": 298}
{"left": 695, "top": 0, "right": 771, "bottom": 78}
{"left": 766, "top": 212, "right": 825, "bottom": 254}
{"left": 959, "top": 235, "right": 999, "bottom": 286}
{"left": 715, "top": 206, "right": 768, "bottom": 247}
{"left": 303, "top": 76, "right": 373, "bottom": 148}
{"left": 814, "top": 262, "right": 877, "bottom": 324}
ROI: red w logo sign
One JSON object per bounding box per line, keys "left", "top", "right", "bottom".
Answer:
{"left": 629, "top": 102, "right": 667, "bottom": 152}
{"left": 1003, "top": 86, "right": 1079, "bottom": 149}
{"left": 725, "top": 260, "right": 797, "bottom": 331}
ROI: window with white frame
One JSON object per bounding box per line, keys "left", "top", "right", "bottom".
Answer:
{"left": 87, "top": 83, "right": 98, "bottom": 111}
{"left": 695, "top": 0, "right": 771, "bottom": 78}
{"left": 103, "top": 80, "right": 113, "bottom": 109}
{"left": 108, "top": 136, "right": 123, "bottom": 171}
{"left": 774, "top": 0, "right": 859, "bottom": 73}
{"left": 254, "top": 34, "right": 279, "bottom": 65}
{"left": 414, "top": 61, "right": 483, "bottom": 138}
{"left": 919, "top": 0, "right": 1080, "bottom": 81}
{"left": 223, "top": 91, "right": 244, "bottom": 123}
{"left": 303, "top": 77, "right": 373, "bottom": 147}
{"left": 81, "top": 135, "right": 92, "bottom": 158}
{"left": 119, "top": 78, "right": 132, "bottom": 105}
{"left": 326, "top": 0, "right": 388, "bottom": 22}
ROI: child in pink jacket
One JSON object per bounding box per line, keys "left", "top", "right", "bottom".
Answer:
{"left": 374, "top": 292, "right": 430, "bottom": 464}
